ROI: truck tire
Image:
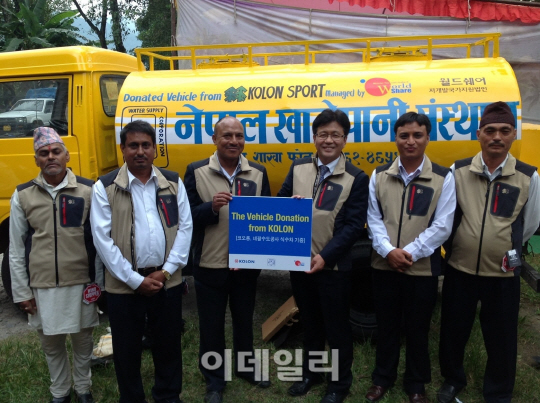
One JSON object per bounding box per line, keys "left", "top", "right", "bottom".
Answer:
{"left": 1, "top": 247, "right": 13, "bottom": 301}
{"left": 350, "top": 259, "right": 377, "bottom": 342}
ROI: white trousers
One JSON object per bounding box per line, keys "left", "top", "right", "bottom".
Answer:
{"left": 37, "top": 327, "right": 94, "bottom": 398}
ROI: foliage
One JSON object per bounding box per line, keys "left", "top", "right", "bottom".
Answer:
{"left": 71, "top": 0, "right": 147, "bottom": 53}
{"left": 135, "top": 0, "right": 172, "bottom": 69}
{"left": 0, "top": 0, "right": 82, "bottom": 52}
{"left": 1, "top": 270, "right": 540, "bottom": 402}
{"left": 136, "top": 0, "right": 170, "bottom": 48}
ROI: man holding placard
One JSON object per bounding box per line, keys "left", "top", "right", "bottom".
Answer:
{"left": 184, "top": 116, "right": 271, "bottom": 403}
{"left": 277, "top": 109, "right": 369, "bottom": 403}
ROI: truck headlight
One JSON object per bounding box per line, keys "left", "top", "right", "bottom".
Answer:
{"left": 17, "top": 117, "right": 27, "bottom": 123}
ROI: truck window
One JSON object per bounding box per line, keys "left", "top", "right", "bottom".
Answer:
{"left": 0, "top": 78, "right": 69, "bottom": 138}
{"left": 100, "top": 75, "right": 126, "bottom": 117}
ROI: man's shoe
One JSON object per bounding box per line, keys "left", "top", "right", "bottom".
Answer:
{"left": 437, "top": 382, "right": 461, "bottom": 403}
{"left": 288, "top": 376, "right": 324, "bottom": 396}
{"left": 320, "top": 392, "right": 348, "bottom": 403}
{"left": 409, "top": 393, "right": 429, "bottom": 403}
{"left": 51, "top": 395, "right": 71, "bottom": 403}
{"left": 365, "top": 385, "right": 388, "bottom": 402}
{"left": 75, "top": 392, "right": 94, "bottom": 403}
{"left": 237, "top": 374, "right": 272, "bottom": 388}
{"left": 204, "top": 391, "right": 223, "bottom": 403}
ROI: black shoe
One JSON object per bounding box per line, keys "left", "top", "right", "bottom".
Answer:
{"left": 75, "top": 392, "right": 94, "bottom": 403}
{"left": 51, "top": 395, "right": 71, "bottom": 403}
{"left": 320, "top": 392, "right": 348, "bottom": 403}
{"left": 437, "top": 382, "right": 462, "bottom": 403}
{"left": 288, "top": 376, "right": 324, "bottom": 396}
{"left": 204, "top": 390, "right": 223, "bottom": 403}
{"left": 237, "top": 374, "right": 272, "bottom": 388}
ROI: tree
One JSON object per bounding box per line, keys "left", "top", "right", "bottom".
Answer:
{"left": 136, "top": 0, "right": 174, "bottom": 70}
{"left": 0, "top": 0, "right": 82, "bottom": 51}
{"left": 71, "top": 0, "right": 144, "bottom": 52}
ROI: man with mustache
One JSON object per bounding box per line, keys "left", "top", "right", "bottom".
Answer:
{"left": 365, "top": 112, "right": 456, "bottom": 403}
{"left": 437, "top": 101, "right": 540, "bottom": 403}
{"left": 91, "top": 120, "right": 193, "bottom": 403}
{"left": 184, "top": 116, "right": 271, "bottom": 403}
{"left": 9, "top": 127, "right": 98, "bottom": 403}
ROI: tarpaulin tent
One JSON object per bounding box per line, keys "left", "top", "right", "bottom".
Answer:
{"left": 176, "top": 0, "right": 540, "bottom": 123}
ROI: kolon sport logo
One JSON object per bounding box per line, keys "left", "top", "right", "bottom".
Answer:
{"left": 294, "top": 260, "right": 305, "bottom": 267}
{"left": 363, "top": 77, "right": 391, "bottom": 96}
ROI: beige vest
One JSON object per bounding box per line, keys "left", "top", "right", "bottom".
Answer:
{"left": 448, "top": 152, "right": 535, "bottom": 277}
{"left": 189, "top": 152, "right": 270, "bottom": 268}
{"left": 371, "top": 157, "right": 448, "bottom": 276}
{"left": 288, "top": 155, "right": 358, "bottom": 270}
{"left": 101, "top": 164, "right": 181, "bottom": 294}
{"left": 17, "top": 170, "right": 94, "bottom": 288}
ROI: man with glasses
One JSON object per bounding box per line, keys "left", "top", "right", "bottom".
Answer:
{"left": 437, "top": 101, "right": 540, "bottom": 403}
{"left": 277, "top": 108, "right": 369, "bottom": 403}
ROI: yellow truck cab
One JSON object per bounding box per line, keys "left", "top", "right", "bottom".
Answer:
{"left": 0, "top": 46, "right": 138, "bottom": 295}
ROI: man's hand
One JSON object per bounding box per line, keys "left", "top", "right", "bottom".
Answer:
{"left": 292, "top": 195, "right": 305, "bottom": 199}
{"left": 19, "top": 298, "right": 37, "bottom": 315}
{"left": 136, "top": 277, "right": 163, "bottom": 296}
{"left": 212, "top": 192, "right": 233, "bottom": 212}
{"left": 307, "top": 254, "right": 325, "bottom": 274}
{"left": 386, "top": 248, "right": 413, "bottom": 272}
{"left": 147, "top": 270, "right": 167, "bottom": 284}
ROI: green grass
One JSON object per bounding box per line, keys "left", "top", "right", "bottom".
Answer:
{"left": 2, "top": 265, "right": 540, "bottom": 403}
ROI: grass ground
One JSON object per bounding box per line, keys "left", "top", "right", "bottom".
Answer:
{"left": 1, "top": 260, "right": 540, "bottom": 403}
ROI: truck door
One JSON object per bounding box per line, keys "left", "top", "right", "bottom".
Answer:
{"left": 94, "top": 74, "right": 128, "bottom": 175}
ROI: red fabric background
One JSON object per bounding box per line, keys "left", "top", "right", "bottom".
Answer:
{"left": 329, "top": 0, "right": 540, "bottom": 23}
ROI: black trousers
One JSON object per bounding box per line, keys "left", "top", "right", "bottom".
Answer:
{"left": 290, "top": 270, "right": 353, "bottom": 395}
{"left": 193, "top": 266, "right": 261, "bottom": 392}
{"left": 371, "top": 269, "right": 438, "bottom": 394}
{"left": 107, "top": 284, "right": 183, "bottom": 403}
{"left": 439, "top": 266, "right": 520, "bottom": 403}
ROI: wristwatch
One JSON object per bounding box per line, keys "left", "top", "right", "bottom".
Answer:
{"left": 161, "top": 269, "right": 171, "bottom": 281}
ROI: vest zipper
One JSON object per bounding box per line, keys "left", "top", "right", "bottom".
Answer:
{"left": 396, "top": 184, "right": 408, "bottom": 248}
{"left": 52, "top": 200, "right": 59, "bottom": 286}
{"left": 155, "top": 186, "right": 168, "bottom": 288}
{"left": 476, "top": 181, "right": 493, "bottom": 274}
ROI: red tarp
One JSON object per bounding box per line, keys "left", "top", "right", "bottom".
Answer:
{"left": 329, "top": 0, "right": 540, "bottom": 23}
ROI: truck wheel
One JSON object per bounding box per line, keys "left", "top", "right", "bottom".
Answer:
{"left": 1, "top": 247, "right": 13, "bottom": 301}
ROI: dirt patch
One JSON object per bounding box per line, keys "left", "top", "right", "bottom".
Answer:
{"left": 0, "top": 254, "right": 31, "bottom": 341}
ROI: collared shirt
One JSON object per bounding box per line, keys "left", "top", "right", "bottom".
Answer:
{"left": 218, "top": 158, "right": 242, "bottom": 184}
{"left": 481, "top": 154, "right": 509, "bottom": 181}
{"left": 9, "top": 173, "right": 99, "bottom": 334}
{"left": 398, "top": 156, "right": 425, "bottom": 186}
{"left": 91, "top": 167, "right": 193, "bottom": 290}
{"left": 450, "top": 154, "right": 540, "bottom": 241}
{"left": 317, "top": 156, "right": 340, "bottom": 179}
{"left": 368, "top": 156, "right": 456, "bottom": 261}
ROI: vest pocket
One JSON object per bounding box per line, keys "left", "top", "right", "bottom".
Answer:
{"left": 406, "top": 183, "right": 434, "bottom": 217}
{"left": 315, "top": 180, "right": 343, "bottom": 211}
{"left": 235, "top": 178, "right": 257, "bottom": 196}
{"left": 490, "top": 182, "right": 519, "bottom": 218}
{"left": 158, "top": 195, "right": 179, "bottom": 227}
{"left": 58, "top": 195, "right": 85, "bottom": 227}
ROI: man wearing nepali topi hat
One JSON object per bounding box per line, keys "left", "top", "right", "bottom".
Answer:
{"left": 9, "top": 127, "right": 99, "bottom": 403}
{"left": 437, "top": 102, "right": 540, "bottom": 403}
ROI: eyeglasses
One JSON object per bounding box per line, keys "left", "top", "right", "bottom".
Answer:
{"left": 315, "top": 132, "right": 345, "bottom": 140}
